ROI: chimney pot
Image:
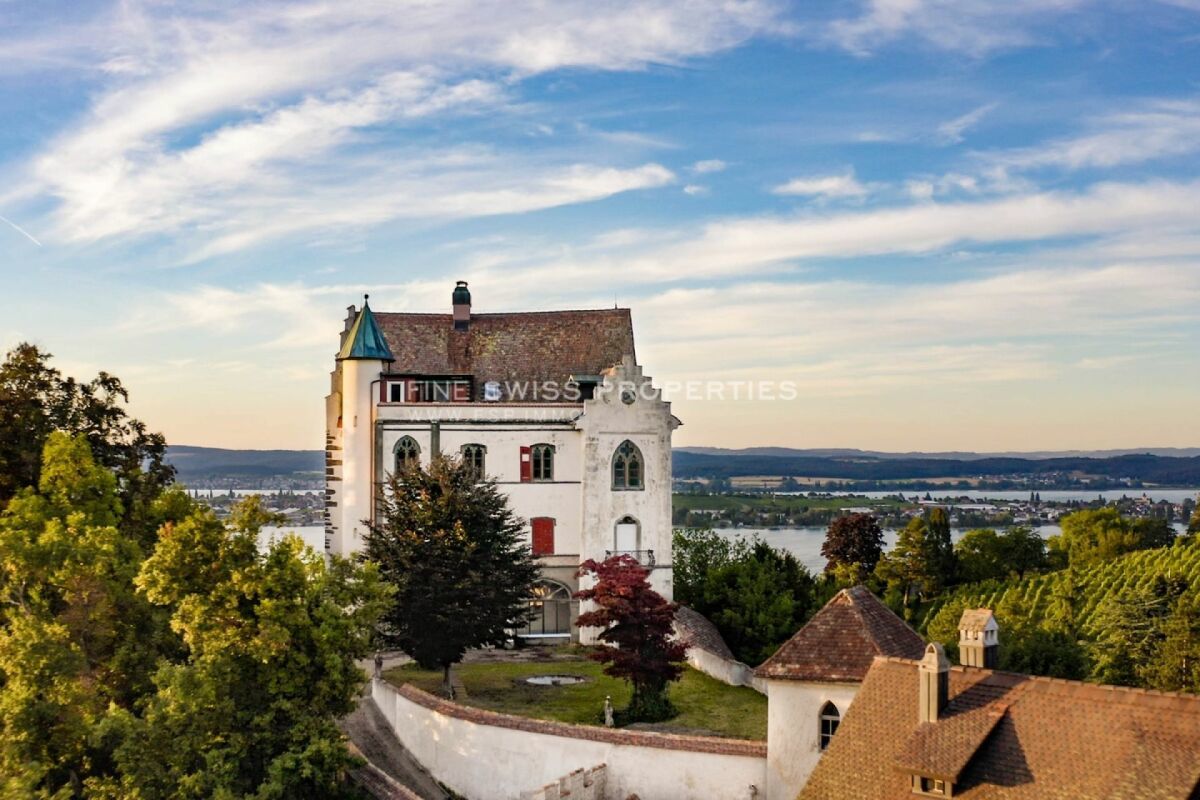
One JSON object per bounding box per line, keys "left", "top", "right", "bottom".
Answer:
{"left": 918, "top": 643, "right": 950, "bottom": 724}
{"left": 452, "top": 281, "right": 471, "bottom": 331}
{"left": 958, "top": 609, "right": 1000, "bottom": 669}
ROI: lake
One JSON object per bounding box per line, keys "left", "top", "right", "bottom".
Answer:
{"left": 807, "top": 488, "right": 1200, "bottom": 503}
{"left": 260, "top": 515, "right": 1195, "bottom": 576}
{"left": 721, "top": 522, "right": 1189, "bottom": 574}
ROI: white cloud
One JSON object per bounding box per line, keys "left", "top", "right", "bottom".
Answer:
{"left": 936, "top": 102, "right": 997, "bottom": 144}
{"left": 772, "top": 170, "right": 871, "bottom": 199}
{"left": 10, "top": 0, "right": 780, "bottom": 255}
{"left": 825, "top": 0, "right": 1088, "bottom": 56}
{"left": 980, "top": 98, "right": 1200, "bottom": 171}
{"left": 683, "top": 184, "right": 709, "bottom": 196}
{"left": 690, "top": 159, "right": 728, "bottom": 174}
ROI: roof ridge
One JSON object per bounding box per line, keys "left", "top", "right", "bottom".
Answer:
{"left": 375, "top": 307, "right": 631, "bottom": 317}
{"left": 872, "top": 655, "right": 1200, "bottom": 707}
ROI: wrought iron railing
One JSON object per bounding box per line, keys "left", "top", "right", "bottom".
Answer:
{"left": 605, "top": 549, "right": 655, "bottom": 566}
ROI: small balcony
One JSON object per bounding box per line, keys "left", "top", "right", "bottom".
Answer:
{"left": 605, "top": 549, "right": 655, "bottom": 566}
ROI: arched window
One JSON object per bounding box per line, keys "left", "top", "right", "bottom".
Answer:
{"left": 612, "top": 440, "right": 644, "bottom": 490}
{"left": 517, "top": 580, "right": 572, "bottom": 638}
{"left": 819, "top": 702, "right": 840, "bottom": 751}
{"left": 531, "top": 443, "right": 554, "bottom": 481}
{"left": 614, "top": 515, "right": 643, "bottom": 554}
{"left": 461, "top": 443, "right": 486, "bottom": 479}
{"left": 394, "top": 436, "right": 420, "bottom": 473}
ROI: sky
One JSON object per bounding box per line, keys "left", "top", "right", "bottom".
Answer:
{"left": 1, "top": 0, "right": 1198, "bottom": 452}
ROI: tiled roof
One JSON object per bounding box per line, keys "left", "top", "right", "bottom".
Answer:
{"left": 959, "top": 609, "right": 996, "bottom": 633}
{"left": 373, "top": 309, "right": 635, "bottom": 396}
{"left": 674, "top": 606, "right": 736, "bottom": 661}
{"left": 799, "top": 657, "right": 1200, "bottom": 800}
{"left": 755, "top": 586, "right": 926, "bottom": 682}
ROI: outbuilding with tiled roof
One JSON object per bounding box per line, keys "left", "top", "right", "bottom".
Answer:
{"left": 756, "top": 586, "right": 927, "bottom": 800}
{"left": 799, "top": 652, "right": 1200, "bottom": 800}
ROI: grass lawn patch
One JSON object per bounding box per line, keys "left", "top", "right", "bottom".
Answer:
{"left": 383, "top": 657, "right": 766, "bottom": 740}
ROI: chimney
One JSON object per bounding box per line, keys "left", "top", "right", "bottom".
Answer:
{"left": 344, "top": 304, "right": 357, "bottom": 332}
{"left": 452, "top": 281, "right": 471, "bottom": 331}
{"left": 958, "top": 609, "right": 999, "bottom": 669}
{"left": 918, "top": 643, "right": 950, "bottom": 724}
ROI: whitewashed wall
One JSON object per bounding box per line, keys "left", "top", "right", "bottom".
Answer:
{"left": 764, "top": 680, "right": 858, "bottom": 800}
{"left": 372, "top": 680, "right": 766, "bottom": 800}
{"left": 685, "top": 648, "right": 769, "bottom": 696}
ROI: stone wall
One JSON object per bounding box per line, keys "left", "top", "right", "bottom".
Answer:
{"left": 372, "top": 679, "right": 766, "bottom": 800}
{"left": 520, "top": 765, "right": 607, "bottom": 800}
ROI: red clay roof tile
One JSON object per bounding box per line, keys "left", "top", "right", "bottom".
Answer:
{"left": 755, "top": 586, "right": 927, "bottom": 682}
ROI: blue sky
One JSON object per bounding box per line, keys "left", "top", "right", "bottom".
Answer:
{"left": 1, "top": 0, "right": 1198, "bottom": 451}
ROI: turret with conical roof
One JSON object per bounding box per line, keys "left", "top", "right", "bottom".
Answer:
{"left": 338, "top": 296, "right": 393, "bottom": 361}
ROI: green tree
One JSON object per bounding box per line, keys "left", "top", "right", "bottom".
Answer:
{"left": 576, "top": 555, "right": 687, "bottom": 723}
{"left": 1048, "top": 508, "right": 1176, "bottom": 567}
{"left": 0, "top": 433, "right": 161, "bottom": 795}
{"left": 105, "top": 495, "right": 388, "bottom": 799}
{"left": 821, "top": 513, "right": 884, "bottom": 584}
{"left": 1188, "top": 505, "right": 1200, "bottom": 536}
{"left": 692, "top": 541, "right": 817, "bottom": 664}
{"left": 875, "top": 517, "right": 938, "bottom": 612}
{"left": 365, "top": 456, "right": 538, "bottom": 695}
{"left": 955, "top": 527, "right": 1047, "bottom": 583}
{"left": 672, "top": 528, "right": 751, "bottom": 607}
{"left": 1091, "top": 575, "right": 1198, "bottom": 691}
{"left": 0, "top": 435, "right": 384, "bottom": 798}
{"left": 0, "top": 344, "right": 173, "bottom": 545}
{"left": 926, "top": 507, "right": 957, "bottom": 589}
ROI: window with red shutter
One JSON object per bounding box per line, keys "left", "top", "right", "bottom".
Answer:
{"left": 520, "top": 446, "right": 532, "bottom": 482}
{"left": 531, "top": 517, "right": 555, "bottom": 555}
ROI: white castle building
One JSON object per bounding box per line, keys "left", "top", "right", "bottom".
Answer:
{"left": 325, "top": 282, "right": 679, "bottom": 640}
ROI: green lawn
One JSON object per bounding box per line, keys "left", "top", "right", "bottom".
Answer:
{"left": 384, "top": 657, "right": 767, "bottom": 740}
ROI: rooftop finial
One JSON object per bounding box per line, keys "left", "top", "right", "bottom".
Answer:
{"left": 364, "top": 293, "right": 370, "bottom": 303}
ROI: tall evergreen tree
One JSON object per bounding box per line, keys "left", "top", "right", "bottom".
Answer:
{"left": 365, "top": 455, "right": 539, "bottom": 695}
{"left": 875, "top": 517, "right": 937, "bottom": 612}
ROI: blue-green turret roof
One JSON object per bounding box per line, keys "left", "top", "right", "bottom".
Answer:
{"left": 337, "top": 297, "right": 394, "bottom": 361}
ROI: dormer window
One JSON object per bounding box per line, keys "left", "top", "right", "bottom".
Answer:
{"left": 912, "top": 776, "right": 953, "bottom": 797}
{"left": 819, "top": 701, "right": 840, "bottom": 751}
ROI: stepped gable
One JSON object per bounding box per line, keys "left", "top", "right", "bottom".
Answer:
{"left": 799, "top": 656, "right": 1200, "bottom": 799}
{"left": 673, "top": 606, "right": 736, "bottom": 661}
{"left": 755, "top": 586, "right": 926, "bottom": 682}
{"left": 373, "top": 308, "right": 634, "bottom": 392}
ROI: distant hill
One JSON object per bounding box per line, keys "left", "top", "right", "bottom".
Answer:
{"left": 673, "top": 450, "right": 1200, "bottom": 485}
{"left": 166, "top": 444, "right": 1200, "bottom": 487}
{"left": 676, "top": 446, "right": 1200, "bottom": 461}
{"left": 166, "top": 446, "right": 323, "bottom": 482}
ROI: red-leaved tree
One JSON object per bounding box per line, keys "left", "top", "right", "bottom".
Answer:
{"left": 575, "top": 555, "right": 688, "bottom": 722}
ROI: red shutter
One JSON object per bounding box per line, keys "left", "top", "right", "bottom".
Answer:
{"left": 531, "top": 518, "right": 555, "bottom": 556}
{"left": 520, "top": 446, "right": 532, "bottom": 482}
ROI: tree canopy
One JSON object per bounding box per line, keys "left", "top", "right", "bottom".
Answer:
{"left": 955, "top": 527, "right": 1048, "bottom": 583}
{"left": 365, "top": 455, "right": 539, "bottom": 693}
{"left": 821, "top": 513, "right": 884, "bottom": 584}
{"left": 673, "top": 530, "right": 818, "bottom": 664}
{"left": 0, "top": 344, "right": 173, "bottom": 542}
{"left": 1048, "top": 508, "right": 1176, "bottom": 567}
{"left": 0, "top": 431, "right": 384, "bottom": 798}
{"left": 576, "top": 555, "right": 687, "bottom": 723}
